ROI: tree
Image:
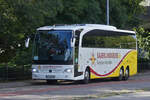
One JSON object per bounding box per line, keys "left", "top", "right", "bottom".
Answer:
{"left": 53, "top": 0, "right": 102, "bottom": 24}
{"left": 107, "top": 0, "right": 144, "bottom": 28}
{"left": 0, "top": 0, "right": 18, "bottom": 63}
{"left": 0, "top": 0, "right": 145, "bottom": 66}
{"left": 0, "top": 0, "right": 63, "bottom": 63}
{"left": 134, "top": 27, "right": 150, "bottom": 60}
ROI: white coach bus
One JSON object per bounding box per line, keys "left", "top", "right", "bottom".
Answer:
{"left": 30, "top": 24, "right": 137, "bottom": 84}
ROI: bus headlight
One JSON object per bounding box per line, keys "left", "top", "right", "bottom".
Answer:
{"left": 64, "top": 68, "right": 72, "bottom": 73}
{"left": 32, "top": 68, "right": 39, "bottom": 73}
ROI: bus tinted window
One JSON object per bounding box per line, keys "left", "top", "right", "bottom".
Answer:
{"left": 82, "top": 34, "right": 136, "bottom": 49}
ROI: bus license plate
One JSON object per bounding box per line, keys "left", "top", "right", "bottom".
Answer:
{"left": 46, "top": 75, "right": 55, "bottom": 79}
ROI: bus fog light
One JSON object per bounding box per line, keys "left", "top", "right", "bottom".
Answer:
{"left": 64, "top": 68, "right": 72, "bottom": 73}
{"left": 32, "top": 68, "right": 39, "bottom": 73}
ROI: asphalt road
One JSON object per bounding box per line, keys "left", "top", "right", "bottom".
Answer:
{"left": 0, "top": 72, "right": 150, "bottom": 100}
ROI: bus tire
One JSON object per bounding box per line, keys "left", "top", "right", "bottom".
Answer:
{"left": 124, "top": 68, "right": 129, "bottom": 81}
{"left": 118, "top": 68, "right": 124, "bottom": 81}
{"left": 83, "top": 69, "right": 90, "bottom": 84}
{"left": 46, "top": 80, "right": 57, "bottom": 84}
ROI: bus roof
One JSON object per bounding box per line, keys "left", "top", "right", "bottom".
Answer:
{"left": 37, "top": 24, "right": 135, "bottom": 34}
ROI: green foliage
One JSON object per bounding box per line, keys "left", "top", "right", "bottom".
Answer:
{"left": 54, "top": 0, "right": 102, "bottom": 24}
{"left": 0, "top": 0, "right": 63, "bottom": 63}
{"left": 0, "top": 0, "right": 145, "bottom": 67}
{"left": 109, "top": 0, "right": 144, "bottom": 28}
{"left": 134, "top": 27, "right": 150, "bottom": 60}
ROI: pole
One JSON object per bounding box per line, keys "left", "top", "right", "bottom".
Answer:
{"left": 107, "top": 0, "right": 109, "bottom": 25}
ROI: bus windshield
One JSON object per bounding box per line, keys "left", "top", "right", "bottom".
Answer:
{"left": 33, "top": 30, "right": 73, "bottom": 64}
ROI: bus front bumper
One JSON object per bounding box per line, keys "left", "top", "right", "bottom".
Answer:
{"left": 32, "top": 73, "right": 76, "bottom": 80}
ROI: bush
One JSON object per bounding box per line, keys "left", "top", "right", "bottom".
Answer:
{"left": 0, "top": 64, "right": 31, "bottom": 81}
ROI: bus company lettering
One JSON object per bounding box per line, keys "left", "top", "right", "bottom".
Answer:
{"left": 97, "top": 61, "right": 112, "bottom": 65}
{"left": 97, "top": 53, "right": 121, "bottom": 59}
{"left": 46, "top": 66, "right": 62, "bottom": 68}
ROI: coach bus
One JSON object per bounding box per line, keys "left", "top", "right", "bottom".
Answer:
{"left": 29, "top": 24, "right": 137, "bottom": 84}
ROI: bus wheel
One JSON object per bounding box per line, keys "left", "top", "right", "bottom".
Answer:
{"left": 83, "top": 69, "right": 90, "bottom": 84}
{"left": 46, "top": 80, "right": 57, "bottom": 84}
{"left": 124, "top": 68, "right": 129, "bottom": 81}
{"left": 118, "top": 68, "right": 124, "bottom": 81}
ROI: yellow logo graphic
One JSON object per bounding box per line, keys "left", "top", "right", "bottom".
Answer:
{"left": 90, "top": 54, "right": 96, "bottom": 64}
{"left": 38, "top": 65, "right": 41, "bottom": 70}
{"left": 118, "top": 54, "right": 121, "bottom": 58}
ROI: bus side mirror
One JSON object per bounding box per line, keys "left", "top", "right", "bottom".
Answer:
{"left": 25, "top": 37, "right": 30, "bottom": 48}
{"left": 71, "top": 37, "right": 76, "bottom": 47}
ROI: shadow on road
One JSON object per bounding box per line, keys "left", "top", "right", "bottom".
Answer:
{"left": 30, "top": 78, "right": 117, "bottom": 86}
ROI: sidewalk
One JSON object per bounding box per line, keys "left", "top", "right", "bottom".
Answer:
{"left": 0, "top": 80, "right": 32, "bottom": 89}
{"left": 136, "top": 70, "right": 150, "bottom": 77}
